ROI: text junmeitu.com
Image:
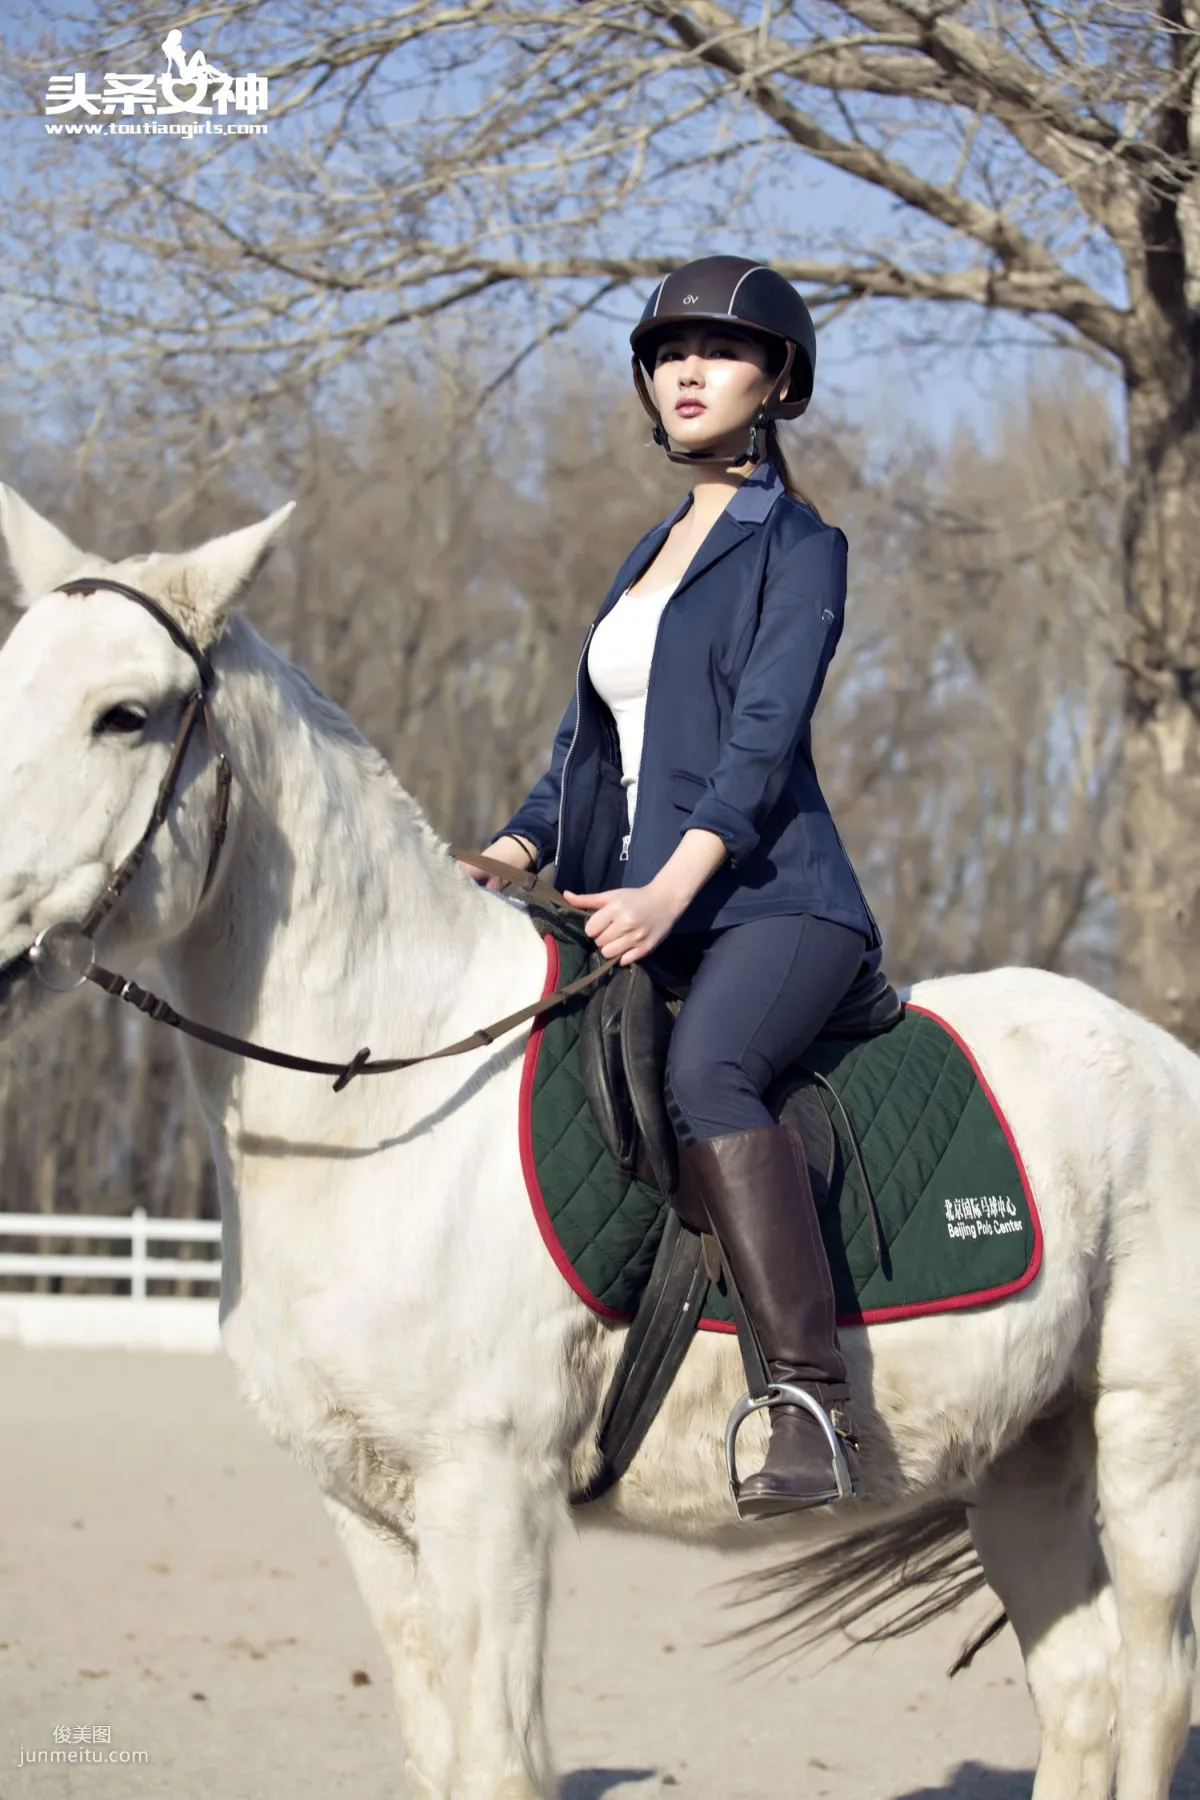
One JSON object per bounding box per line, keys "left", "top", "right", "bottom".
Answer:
{"left": 18, "top": 1749, "right": 150, "bottom": 1764}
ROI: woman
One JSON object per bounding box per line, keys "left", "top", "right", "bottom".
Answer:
{"left": 460, "top": 254, "right": 886, "bottom": 1516}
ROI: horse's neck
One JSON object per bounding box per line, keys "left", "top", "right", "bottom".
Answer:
{"left": 159, "top": 619, "right": 537, "bottom": 1140}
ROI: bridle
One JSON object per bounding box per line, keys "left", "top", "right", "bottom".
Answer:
{"left": 56, "top": 577, "right": 232, "bottom": 941}
{"left": 20, "top": 577, "right": 615, "bottom": 1090}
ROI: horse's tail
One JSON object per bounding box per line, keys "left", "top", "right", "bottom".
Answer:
{"left": 720, "top": 1498, "right": 1008, "bottom": 1676}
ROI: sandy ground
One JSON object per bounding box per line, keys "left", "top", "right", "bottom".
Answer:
{"left": 1, "top": 1344, "right": 1199, "bottom": 1799}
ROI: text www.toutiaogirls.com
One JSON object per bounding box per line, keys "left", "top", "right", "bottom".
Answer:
{"left": 45, "top": 119, "right": 267, "bottom": 135}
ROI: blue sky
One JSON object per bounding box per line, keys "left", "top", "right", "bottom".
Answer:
{"left": 5, "top": 1, "right": 1128, "bottom": 460}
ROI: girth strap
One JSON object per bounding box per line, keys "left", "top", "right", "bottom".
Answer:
{"left": 569, "top": 1209, "right": 709, "bottom": 1507}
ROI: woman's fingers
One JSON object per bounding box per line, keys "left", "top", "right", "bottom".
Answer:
{"left": 455, "top": 857, "right": 492, "bottom": 885}
{"left": 596, "top": 931, "right": 643, "bottom": 960}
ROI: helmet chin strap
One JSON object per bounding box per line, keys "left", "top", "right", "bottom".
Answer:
{"left": 632, "top": 342, "right": 798, "bottom": 470}
{"left": 651, "top": 418, "right": 763, "bottom": 467}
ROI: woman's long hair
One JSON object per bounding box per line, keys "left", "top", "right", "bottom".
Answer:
{"left": 763, "top": 419, "right": 819, "bottom": 517}
{"left": 758, "top": 334, "right": 820, "bottom": 515}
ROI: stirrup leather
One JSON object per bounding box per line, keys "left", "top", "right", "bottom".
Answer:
{"left": 724, "top": 1381, "right": 861, "bottom": 1519}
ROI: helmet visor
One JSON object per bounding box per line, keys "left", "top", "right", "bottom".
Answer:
{"left": 634, "top": 317, "right": 788, "bottom": 375}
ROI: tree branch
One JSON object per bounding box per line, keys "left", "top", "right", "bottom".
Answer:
{"left": 642, "top": 0, "right": 1128, "bottom": 356}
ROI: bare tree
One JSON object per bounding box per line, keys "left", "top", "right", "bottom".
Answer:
{"left": 1, "top": 0, "right": 1190, "bottom": 1030}
{"left": 0, "top": 361, "right": 1119, "bottom": 1226}
{"left": 820, "top": 370, "right": 1122, "bottom": 985}
{"left": 0, "top": 362, "right": 681, "bottom": 1231}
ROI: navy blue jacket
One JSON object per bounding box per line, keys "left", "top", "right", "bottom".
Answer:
{"left": 489, "top": 458, "right": 882, "bottom": 947}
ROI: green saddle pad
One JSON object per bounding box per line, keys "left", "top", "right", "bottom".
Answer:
{"left": 519, "top": 917, "right": 1041, "bottom": 1332}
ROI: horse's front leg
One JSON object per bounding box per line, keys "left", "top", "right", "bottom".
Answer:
{"left": 324, "top": 1493, "right": 455, "bottom": 1798}
{"left": 325, "top": 1452, "right": 560, "bottom": 1800}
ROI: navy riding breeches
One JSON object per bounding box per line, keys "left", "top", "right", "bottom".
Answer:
{"left": 655, "top": 913, "right": 867, "bottom": 1147}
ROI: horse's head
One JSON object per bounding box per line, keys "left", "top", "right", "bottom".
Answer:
{"left": 0, "top": 487, "right": 293, "bottom": 1033}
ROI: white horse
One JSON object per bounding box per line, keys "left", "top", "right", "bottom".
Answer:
{"left": 1, "top": 488, "right": 1198, "bottom": 1800}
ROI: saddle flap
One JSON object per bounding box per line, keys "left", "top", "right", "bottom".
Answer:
{"left": 619, "top": 963, "right": 680, "bottom": 1197}
{"left": 578, "top": 963, "right": 640, "bottom": 1175}
{"left": 776, "top": 1074, "right": 838, "bottom": 1209}
{"left": 577, "top": 961, "right": 681, "bottom": 1196}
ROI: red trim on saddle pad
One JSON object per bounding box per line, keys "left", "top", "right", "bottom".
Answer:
{"left": 873, "top": 1001, "right": 1045, "bottom": 1324}
{"left": 518, "top": 938, "right": 1044, "bottom": 1330}
{"left": 519, "top": 934, "right": 629, "bottom": 1321}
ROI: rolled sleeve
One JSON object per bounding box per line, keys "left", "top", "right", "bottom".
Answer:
{"left": 684, "top": 526, "right": 848, "bottom": 867}
{"left": 487, "top": 688, "right": 578, "bottom": 871}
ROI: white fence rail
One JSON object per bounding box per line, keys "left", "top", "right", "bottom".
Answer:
{"left": 0, "top": 1208, "right": 222, "bottom": 1352}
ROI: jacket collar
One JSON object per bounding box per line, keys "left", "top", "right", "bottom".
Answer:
{"left": 658, "top": 454, "right": 785, "bottom": 532}
{"left": 724, "top": 454, "right": 787, "bottom": 522}
{"left": 598, "top": 458, "right": 787, "bottom": 625}
{"left": 653, "top": 456, "right": 785, "bottom": 595}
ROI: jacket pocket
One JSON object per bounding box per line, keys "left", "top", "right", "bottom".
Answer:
{"left": 669, "top": 768, "right": 706, "bottom": 812}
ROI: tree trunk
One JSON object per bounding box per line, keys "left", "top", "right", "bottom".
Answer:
{"left": 1119, "top": 347, "right": 1200, "bottom": 1044}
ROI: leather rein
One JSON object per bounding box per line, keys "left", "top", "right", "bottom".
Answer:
{"left": 23, "top": 577, "right": 614, "bottom": 1091}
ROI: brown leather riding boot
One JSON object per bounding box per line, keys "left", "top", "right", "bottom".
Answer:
{"left": 676, "top": 1121, "right": 859, "bottom": 1517}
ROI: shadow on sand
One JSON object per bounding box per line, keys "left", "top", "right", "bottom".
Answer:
{"left": 559, "top": 1724, "right": 1200, "bottom": 1797}
{"left": 559, "top": 1772, "right": 658, "bottom": 1800}
{"left": 896, "top": 1722, "right": 1200, "bottom": 1797}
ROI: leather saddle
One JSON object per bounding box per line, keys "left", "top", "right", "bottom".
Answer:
{"left": 570, "top": 943, "right": 903, "bottom": 1508}
{"left": 578, "top": 947, "right": 904, "bottom": 1218}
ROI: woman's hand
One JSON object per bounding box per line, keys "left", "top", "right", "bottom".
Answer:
{"left": 560, "top": 881, "right": 686, "bottom": 966}
{"left": 455, "top": 835, "right": 535, "bottom": 892}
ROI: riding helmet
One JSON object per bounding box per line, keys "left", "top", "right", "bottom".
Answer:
{"left": 629, "top": 254, "right": 817, "bottom": 465}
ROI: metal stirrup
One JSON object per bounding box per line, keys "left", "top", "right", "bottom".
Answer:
{"left": 724, "top": 1382, "right": 859, "bottom": 1518}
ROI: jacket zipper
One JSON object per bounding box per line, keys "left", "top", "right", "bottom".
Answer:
{"left": 601, "top": 714, "right": 632, "bottom": 862}
{"left": 619, "top": 590, "right": 675, "bottom": 864}
{"left": 553, "top": 621, "right": 595, "bottom": 873}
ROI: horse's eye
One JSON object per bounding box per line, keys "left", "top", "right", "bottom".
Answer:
{"left": 94, "top": 703, "right": 148, "bottom": 737}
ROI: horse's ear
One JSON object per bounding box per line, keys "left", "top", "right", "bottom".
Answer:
{"left": 158, "top": 502, "right": 296, "bottom": 646}
{"left": 0, "top": 486, "right": 90, "bottom": 608}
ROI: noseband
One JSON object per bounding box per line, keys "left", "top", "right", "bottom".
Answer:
{"left": 22, "top": 576, "right": 613, "bottom": 1089}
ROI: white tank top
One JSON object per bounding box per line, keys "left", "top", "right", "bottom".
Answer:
{"left": 586, "top": 580, "right": 678, "bottom": 856}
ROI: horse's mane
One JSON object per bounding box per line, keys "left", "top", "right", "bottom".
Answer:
{"left": 222, "top": 612, "right": 402, "bottom": 780}
{"left": 215, "top": 613, "right": 453, "bottom": 868}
